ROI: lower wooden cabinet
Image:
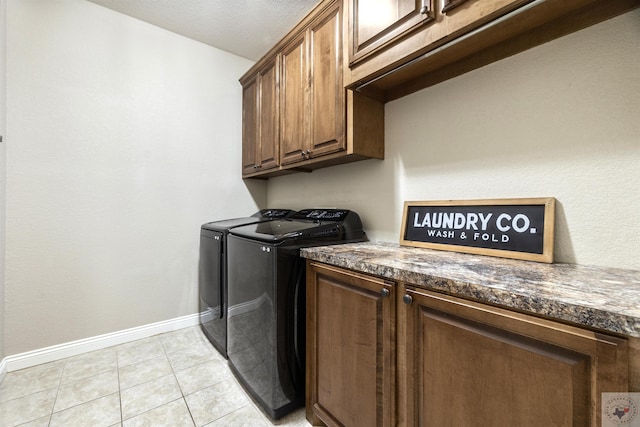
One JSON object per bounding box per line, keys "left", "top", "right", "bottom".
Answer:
{"left": 398, "top": 286, "right": 629, "bottom": 426}
{"left": 306, "top": 261, "right": 395, "bottom": 427}
{"left": 306, "top": 262, "right": 632, "bottom": 427}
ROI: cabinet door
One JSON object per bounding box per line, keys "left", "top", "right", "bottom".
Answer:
{"left": 280, "top": 31, "right": 308, "bottom": 166}
{"left": 241, "top": 76, "right": 259, "bottom": 175}
{"left": 349, "top": 0, "right": 434, "bottom": 66}
{"left": 308, "top": 1, "right": 345, "bottom": 158}
{"left": 257, "top": 57, "right": 279, "bottom": 171}
{"left": 439, "top": 0, "right": 531, "bottom": 40}
{"left": 307, "top": 262, "right": 395, "bottom": 427}
{"left": 398, "top": 286, "right": 629, "bottom": 427}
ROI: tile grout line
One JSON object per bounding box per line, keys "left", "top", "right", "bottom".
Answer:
{"left": 46, "top": 358, "right": 68, "bottom": 427}
{"left": 47, "top": 351, "right": 123, "bottom": 427}
{"left": 161, "top": 330, "right": 198, "bottom": 427}
{"left": 118, "top": 338, "right": 166, "bottom": 424}
{"left": 109, "top": 330, "right": 205, "bottom": 425}
{"left": 2, "top": 327, "right": 298, "bottom": 427}
{"left": 116, "top": 346, "right": 124, "bottom": 427}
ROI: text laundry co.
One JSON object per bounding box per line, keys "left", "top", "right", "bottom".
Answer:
{"left": 413, "top": 212, "right": 535, "bottom": 233}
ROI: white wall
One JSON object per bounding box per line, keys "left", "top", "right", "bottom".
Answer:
{"left": 0, "top": 0, "right": 7, "bottom": 362}
{"left": 268, "top": 9, "right": 640, "bottom": 271}
{"left": 4, "top": 0, "right": 266, "bottom": 355}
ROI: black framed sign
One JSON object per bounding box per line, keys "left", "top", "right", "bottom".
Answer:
{"left": 400, "top": 198, "right": 555, "bottom": 263}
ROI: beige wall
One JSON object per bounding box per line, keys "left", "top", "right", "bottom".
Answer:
{"left": 0, "top": 0, "right": 6, "bottom": 362}
{"left": 268, "top": 9, "right": 640, "bottom": 271}
{"left": 4, "top": 0, "right": 265, "bottom": 355}
{"left": 2, "top": 2, "right": 639, "bottom": 359}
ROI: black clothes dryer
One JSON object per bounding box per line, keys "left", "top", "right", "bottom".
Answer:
{"left": 198, "top": 209, "right": 294, "bottom": 358}
{"left": 226, "top": 209, "right": 365, "bottom": 419}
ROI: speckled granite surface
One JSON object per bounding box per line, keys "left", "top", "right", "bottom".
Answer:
{"left": 301, "top": 242, "right": 640, "bottom": 338}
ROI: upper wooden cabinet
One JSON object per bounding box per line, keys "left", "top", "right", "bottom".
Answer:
{"left": 241, "top": 76, "right": 259, "bottom": 176}
{"left": 281, "top": 2, "right": 345, "bottom": 167}
{"left": 344, "top": 0, "right": 640, "bottom": 101}
{"left": 240, "top": 57, "right": 279, "bottom": 175}
{"left": 240, "top": 0, "right": 639, "bottom": 176}
{"left": 240, "top": 0, "right": 384, "bottom": 179}
{"left": 280, "top": 31, "right": 307, "bottom": 166}
{"left": 349, "top": 0, "right": 435, "bottom": 66}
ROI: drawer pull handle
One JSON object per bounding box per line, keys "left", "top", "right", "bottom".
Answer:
{"left": 380, "top": 288, "right": 390, "bottom": 298}
{"left": 402, "top": 294, "right": 413, "bottom": 305}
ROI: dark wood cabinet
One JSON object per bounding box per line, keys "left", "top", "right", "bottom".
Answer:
{"left": 240, "top": 57, "right": 279, "bottom": 175}
{"left": 307, "top": 4, "right": 345, "bottom": 159}
{"left": 281, "top": 1, "right": 345, "bottom": 167}
{"left": 240, "top": 0, "right": 384, "bottom": 179}
{"left": 280, "top": 31, "right": 307, "bottom": 166}
{"left": 349, "top": 0, "right": 435, "bottom": 66}
{"left": 345, "top": 0, "right": 529, "bottom": 90}
{"left": 398, "top": 285, "right": 629, "bottom": 426}
{"left": 258, "top": 58, "right": 280, "bottom": 171}
{"left": 306, "top": 261, "right": 395, "bottom": 427}
{"left": 344, "top": 0, "right": 639, "bottom": 101}
{"left": 241, "top": 0, "right": 639, "bottom": 176}
{"left": 241, "top": 76, "right": 259, "bottom": 175}
{"left": 306, "top": 262, "right": 633, "bottom": 426}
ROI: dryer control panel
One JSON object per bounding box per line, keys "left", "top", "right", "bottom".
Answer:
{"left": 291, "top": 209, "right": 350, "bottom": 221}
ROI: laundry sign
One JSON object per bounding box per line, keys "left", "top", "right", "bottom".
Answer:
{"left": 400, "top": 198, "right": 555, "bottom": 263}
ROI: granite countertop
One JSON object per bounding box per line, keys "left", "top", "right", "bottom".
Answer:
{"left": 301, "top": 241, "right": 640, "bottom": 338}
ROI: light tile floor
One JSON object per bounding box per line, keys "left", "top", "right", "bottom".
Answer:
{"left": 0, "top": 326, "right": 312, "bottom": 427}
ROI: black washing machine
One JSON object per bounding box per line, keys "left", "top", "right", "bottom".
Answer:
{"left": 226, "top": 208, "right": 366, "bottom": 419}
{"left": 198, "top": 209, "right": 294, "bottom": 358}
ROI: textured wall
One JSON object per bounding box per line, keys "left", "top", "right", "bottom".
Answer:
{"left": 4, "top": 0, "right": 265, "bottom": 355}
{"left": 268, "top": 9, "right": 640, "bottom": 270}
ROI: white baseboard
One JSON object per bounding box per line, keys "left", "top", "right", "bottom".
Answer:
{"left": 0, "top": 356, "right": 7, "bottom": 385}
{"left": 2, "top": 313, "right": 200, "bottom": 373}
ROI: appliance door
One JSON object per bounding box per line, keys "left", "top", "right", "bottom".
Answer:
{"left": 227, "top": 236, "right": 305, "bottom": 419}
{"left": 198, "top": 229, "right": 225, "bottom": 353}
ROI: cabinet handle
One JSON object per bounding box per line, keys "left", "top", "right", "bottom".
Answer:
{"left": 420, "top": 0, "right": 429, "bottom": 14}
{"left": 380, "top": 288, "right": 390, "bottom": 298}
{"left": 305, "top": 149, "right": 312, "bottom": 155}
{"left": 402, "top": 294, "right": 413, "bottom": 305}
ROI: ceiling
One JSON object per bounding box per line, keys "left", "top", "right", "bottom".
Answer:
{"left": 87, "top": 0, "right": 320, "bottom": 61}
